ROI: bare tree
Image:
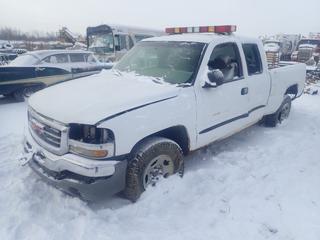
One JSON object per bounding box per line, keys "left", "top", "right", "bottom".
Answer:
{"left": 0, "top": 27, "right": 59, "bottom": 41}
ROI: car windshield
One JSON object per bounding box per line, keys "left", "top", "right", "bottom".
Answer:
{"left": 88, "top": 33, "right": 114, "bottom": 54}
{"left": 114, "top": 41, "right": 205, "bottom": 84}
{"left": 9, "top": 54, "right": 39, "bottom": 66}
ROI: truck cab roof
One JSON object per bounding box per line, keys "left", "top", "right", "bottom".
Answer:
{"left": 27, "top": 49, "right": 94, "bottom": 60}
{"left": 143, "top": 33, "right": 260, "bottom": 45}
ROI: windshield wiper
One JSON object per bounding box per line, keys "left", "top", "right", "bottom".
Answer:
{"left": 177, "top": 82, "right": 192, "bottom": 88}
{"left": 151, "top": 77, "right": 164, "bottom": 84}
{"left": 113, "top": 69, "right": 123, "bottom": 76}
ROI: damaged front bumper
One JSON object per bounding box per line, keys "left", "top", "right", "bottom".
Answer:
{"left": 22, "top": 131, "right": 127, "bottom": 201}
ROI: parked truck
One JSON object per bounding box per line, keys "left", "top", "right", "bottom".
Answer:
{"left": 291, "top": 38, "right": 320, "bottom": 63}
{"left": 264, "top": 34, "right": 300, "bottom": 62}
{"left": 22, "top": 25, "right": 306, "bottom": 202}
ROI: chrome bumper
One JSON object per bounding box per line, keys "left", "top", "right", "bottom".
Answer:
{"left": 23, "top": 130, "right": 119, "bottom": 178}
{"left": 23, "top": 130, "right": 128, "bottom": 201}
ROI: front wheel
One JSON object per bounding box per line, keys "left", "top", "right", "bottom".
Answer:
{"left": 123, "top": 137, "right": 184, "bottom": 202}
{"left": 264, "top": 95, "right": 292, "bottom": 127}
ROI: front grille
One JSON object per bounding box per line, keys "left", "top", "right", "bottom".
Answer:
{"left": 298, "top": 49, "right": 313, "bottom": 62}
{"left": 31, "top": 119, "right": 61, "bottom": 148}
{"left": 28, "top": 108, "right": 68, "bottom": 155}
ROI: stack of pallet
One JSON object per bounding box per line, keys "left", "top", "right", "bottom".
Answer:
{"left": 266, "top": 51, "right": 280, "bottom": 68}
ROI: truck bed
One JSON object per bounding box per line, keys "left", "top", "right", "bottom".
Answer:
{"left": 265, "top": 61, "right": 306, "bottom": 115}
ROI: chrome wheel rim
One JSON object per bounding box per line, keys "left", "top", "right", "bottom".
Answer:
{"left": 279, "top": 103, "right": 290, "bottom": 122}
{"left": 142, "top": 154, "right": 174, "bottom": 189}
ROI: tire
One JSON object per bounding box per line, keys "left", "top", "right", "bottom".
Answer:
{"left": 13, "top": 89, "right": 26, "bottom": 102}
{"left": 13, "top": 86, "right": 42, "bottom": 102}
{"left": 264, "top": 95, "right": 292, "bottom": 127}
{"left": 123, "top": 137, "right": 184, "bottom": 202}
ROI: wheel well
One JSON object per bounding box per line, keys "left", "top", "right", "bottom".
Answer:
{"left": 285, "top": 84, "right": 298, "bottom": 98}
{"left": 131, "top": 126, "right": 190, "bottom": 155}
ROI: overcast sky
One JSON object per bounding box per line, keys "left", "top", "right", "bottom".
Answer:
{"left": 1, "top": 0, "right": 319, "bottom": 37}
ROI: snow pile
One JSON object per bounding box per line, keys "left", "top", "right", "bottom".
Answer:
{"left": 0, "top": 94, "right": 320, "bottom": 240}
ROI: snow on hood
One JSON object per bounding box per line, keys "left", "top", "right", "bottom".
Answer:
{"left": 28, "top": 70, "right": 181, "bottom": 125}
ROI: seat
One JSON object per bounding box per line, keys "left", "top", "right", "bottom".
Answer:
{"left": 210, "top": 55, "right": 237, "bottom": 81}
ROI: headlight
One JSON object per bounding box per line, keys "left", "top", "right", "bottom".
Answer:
{"left": 68, "top": 124, "right": 115, "bottom": 159}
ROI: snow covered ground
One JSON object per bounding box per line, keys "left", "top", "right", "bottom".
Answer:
{"left": 0, "top": 93, "right": 320, "bottom": 240}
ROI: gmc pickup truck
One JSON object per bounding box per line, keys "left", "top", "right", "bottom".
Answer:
{"left": 22, "top": 25, "right": 306, "bottom": 202}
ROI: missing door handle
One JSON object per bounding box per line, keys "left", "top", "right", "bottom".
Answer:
{"left": 241, "top": 87, "right": 248, "bottom": 95}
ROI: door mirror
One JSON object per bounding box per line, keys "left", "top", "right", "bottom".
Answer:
{"left": 115, "top": 45, "right": 120, "bottom": 51}
{"left": 203, "top": 69, "right": 224, "bottom": 88}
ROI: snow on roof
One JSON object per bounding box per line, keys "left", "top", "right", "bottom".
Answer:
{"left": 299, "top": 44, "right": 318, "bottom": 49}
{"left": 143, "top": 33, "right": 259, "bottom": 44}
{"left": 143, "top": 33, "right": 226, "bottom": 43}
{"left": 27, "top": 49, "right": 93, "bottom": 59}
{"left": 109, "top": 24, "right": 164, "bottom": 36}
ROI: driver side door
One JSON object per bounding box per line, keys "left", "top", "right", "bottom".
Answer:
{"left": 195, "top": 42, "right": 250, "bottom": 147}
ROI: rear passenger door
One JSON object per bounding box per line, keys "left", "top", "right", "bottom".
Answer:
{"left": 242, "top": 43, "right": 270, "bottom": 123}
{"left": 69, "top": 53, "right": 96, "bottom": 78}
{"left": 37, "top": 54, "right": 72, "bottom": 85}
{"left": 69, "top": 53, "right": 86, "bottom": 68}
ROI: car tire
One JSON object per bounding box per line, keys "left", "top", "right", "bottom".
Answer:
{"left": 13, "top": 86, "right": 42, "bottom": 102}
{"left": 264, "top": 95, "right": 292, "bottom": 127}
{"left": 123, "top": 137, "right": 184, "bottom": 202}
{"left": 13, "top": 89, "right": 26, "bottom": 102}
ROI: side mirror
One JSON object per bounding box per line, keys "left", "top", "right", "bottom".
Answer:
{"left": 203, "top": 69, "right": 224, "bottom": 88}
{"left": 115, "top": 45, "right": 120, "bottom": 51}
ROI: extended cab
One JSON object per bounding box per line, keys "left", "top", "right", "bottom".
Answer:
{"left": 22, "top": 25, "right": 306, "bottom": 202}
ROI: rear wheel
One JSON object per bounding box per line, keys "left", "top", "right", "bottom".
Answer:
{"left": 123, "top": 137, "right": 184, "bottom": 202}
{"left": 264, "top": 95, "right": 292, "bottom": 127}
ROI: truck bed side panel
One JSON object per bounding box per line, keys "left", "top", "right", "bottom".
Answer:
{"left": 264, "top": 63, "right": 306, "bottom": 115}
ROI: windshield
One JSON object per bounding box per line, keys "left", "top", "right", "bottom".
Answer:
{"left": 9, "top": 54, "right": 39, "bottom": 66}
{"left": 298, "top": 39, "right": 320, "bottom": 47}
{"left": 88, "top": 33, "right": 114, "bottom": 54}
{"left": 114, "top": 41, "right": 205, "bottom": 84}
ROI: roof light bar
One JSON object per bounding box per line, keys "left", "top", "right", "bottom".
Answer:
{"left": 165, "top": 25, "right": 237, "bottom": 34}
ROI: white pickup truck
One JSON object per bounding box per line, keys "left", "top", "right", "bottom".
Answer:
{"left": 22, "top": 25, "right": 306, "bottom": 202}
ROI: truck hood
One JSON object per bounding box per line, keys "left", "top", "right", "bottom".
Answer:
{"left": 28, "top": 70, "right": 181, "bottom": 125}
